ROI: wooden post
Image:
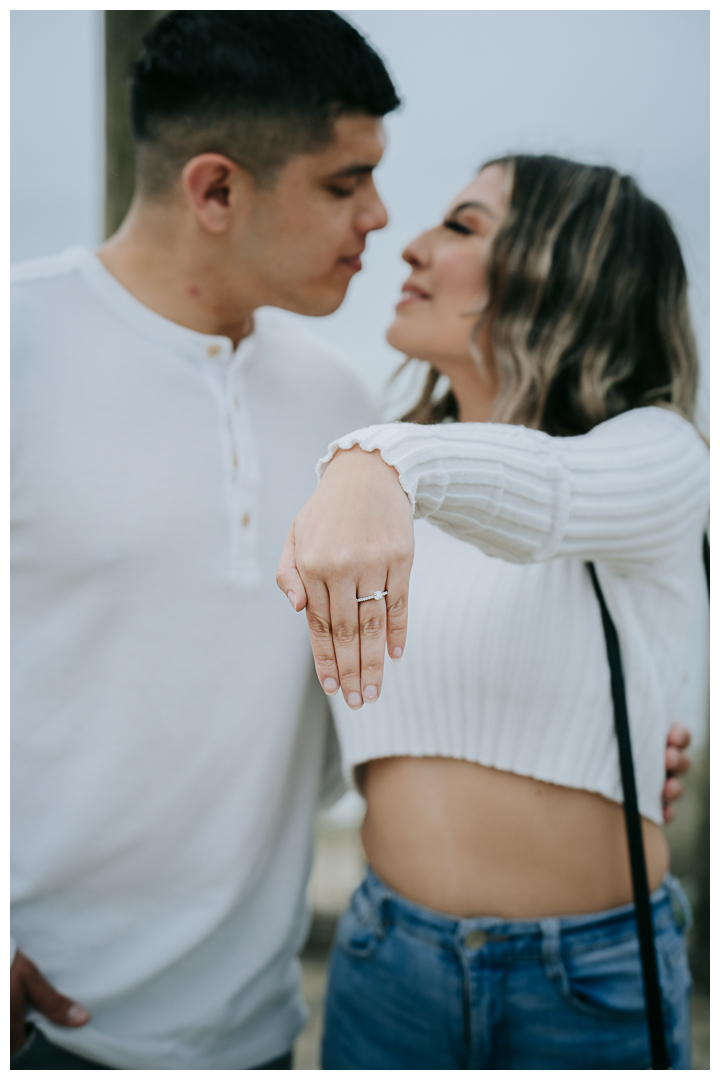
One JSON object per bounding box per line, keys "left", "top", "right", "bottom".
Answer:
{"left": 689, "top": 738, "right": 709, "bottom": 988}
{"left": 666, "top": 719, "right": 710, "bottom": 989}
{"left": 104, "top": 11, "right": 164, "bottom": 238}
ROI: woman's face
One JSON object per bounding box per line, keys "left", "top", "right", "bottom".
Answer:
{"left": 386, "top": 164, "right": 509, "bottom": 371}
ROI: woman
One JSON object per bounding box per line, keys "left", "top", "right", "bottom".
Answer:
{"left": 277, "top": 155, "right": 709, "bottom": 1069}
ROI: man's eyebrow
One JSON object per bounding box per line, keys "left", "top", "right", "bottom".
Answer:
{"left": 449, "top": 200, "right": 497, "bottom": 219}
{"left": 327, "top": 163, "right": 376, "bottom": 179}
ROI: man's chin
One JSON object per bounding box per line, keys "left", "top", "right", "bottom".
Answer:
{"left": 272, "top": 285, "right": 349, "bottom": 319}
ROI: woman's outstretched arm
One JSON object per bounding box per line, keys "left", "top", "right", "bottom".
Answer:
{"left": 276, "top": 406, "right": 708, "bottom": 705}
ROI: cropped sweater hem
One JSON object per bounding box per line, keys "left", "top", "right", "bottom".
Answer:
{"left": 320, "top": 408, "right": 709, "bottom": 824}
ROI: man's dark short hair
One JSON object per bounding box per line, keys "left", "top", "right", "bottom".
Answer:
{"left": 130, "top": 11, "right": 400, "bottom": 195}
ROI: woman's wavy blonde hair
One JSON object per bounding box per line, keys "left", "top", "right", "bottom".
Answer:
{"left": 401, "top": 154, "right": 699, "bottom": 435}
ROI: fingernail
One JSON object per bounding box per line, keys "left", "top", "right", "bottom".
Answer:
{"left": 363, "top": 685, "right": 378, "bottom": 701}
{"left": 391, "top": 647, "right": 403, "bottom": 662}
{"left": 323, "top": 678, "right": 338, "bottom": 695}
{"left": 347, "top": 691, "right": 362, "bottom": 709}
{"left": 66, "top": 1005, "right": 90, "bottom": 1025}
{"left": 287, "top": 591, "right": 296, "bottom": 610}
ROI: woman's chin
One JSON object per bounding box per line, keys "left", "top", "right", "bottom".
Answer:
{"left": 385, "top": 321, "right": 418, "bottom": 356}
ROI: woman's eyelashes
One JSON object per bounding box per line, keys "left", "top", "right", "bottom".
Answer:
{"left": 443, "top": 218, "right": 472, "bottom": 235}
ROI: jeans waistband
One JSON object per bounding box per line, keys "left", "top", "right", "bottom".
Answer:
{"left": 359, "top": 866, "right": 690, "bottom": 953}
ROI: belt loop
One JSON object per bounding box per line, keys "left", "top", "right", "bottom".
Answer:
{"left": 664, "top": 874, "right": 693, "bottom": 932}
{"left": 361, "top": 868, "right": 393, "bottom": 936}
{"left": 539, "top": 918, "right": 564, "bottom": 983}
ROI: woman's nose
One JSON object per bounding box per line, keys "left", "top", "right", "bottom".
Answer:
{"left": 402, "top": 229, "right": 433, "bottom": 268}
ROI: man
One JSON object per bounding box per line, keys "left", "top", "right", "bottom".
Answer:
{"left": 11, "top": 11, "right": 397, "bottom": 1069}
{"left": 10, "top": 9, "right": 691, "bottom": 1071}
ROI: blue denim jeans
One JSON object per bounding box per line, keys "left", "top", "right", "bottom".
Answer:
{"left": 322, "top": 868, "right": 693, "bottom": 1070}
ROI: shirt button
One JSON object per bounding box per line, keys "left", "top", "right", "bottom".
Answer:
{"left": 207, "top": 344, "right": 221, "bottom": 357}
{"left": 464, "top": 930, "right": 487, "bottom": 950}
{"left": 241, "top": 513, "right": 251, "bottom": 528}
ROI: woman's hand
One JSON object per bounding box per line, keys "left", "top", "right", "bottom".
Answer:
{"left": 662, "top": 722, "right": 692, "bottom": 823}
{"left": 276, "top": 447, "right": 414, "bottom": 708}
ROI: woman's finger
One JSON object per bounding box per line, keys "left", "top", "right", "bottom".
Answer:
{"left": 275, "top": 522, "right": 308, "bottom": 613}
{"left": 304, "top": 579, "right": 340, "bottom": 696}
{"left": 328, "top": 576, "right": 365, "bottom": 710}
{"left": 385, "top": 550, "right": 412, "bottom": 662}
{"left": 356, "top": 573, "right": 388, "bottom": 703}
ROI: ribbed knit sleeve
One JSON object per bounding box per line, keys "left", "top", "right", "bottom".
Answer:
{"left": 317, "top": 407, "right": 708, "bottom": 571}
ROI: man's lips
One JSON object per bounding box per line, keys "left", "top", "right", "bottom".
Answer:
{"left": 340, "top": 254, "right": 363, "bottom": 273}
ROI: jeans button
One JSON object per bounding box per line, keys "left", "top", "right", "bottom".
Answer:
{"left": 464, "top": 929, "right": 488, "bottom": 949}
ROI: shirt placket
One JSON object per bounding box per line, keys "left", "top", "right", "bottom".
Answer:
{"left": 203, "top": 339, "right": 262, "bottom": 587}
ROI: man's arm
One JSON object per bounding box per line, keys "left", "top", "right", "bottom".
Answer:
{"left": 10, "top": 950, "right": 89, "bottom": 1054}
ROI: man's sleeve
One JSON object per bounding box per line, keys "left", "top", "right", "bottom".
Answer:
{"left": 298, "top": 660, "right": 347, "bottom": 811}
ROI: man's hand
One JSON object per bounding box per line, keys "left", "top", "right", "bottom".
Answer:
{"left": 276, "top": 446, "right": 414, "bottom": 709}
{"left": 662, "top": 722, "right": 692, "bottom": 824}
{"left": 10, "top": 950, "right": 90, "bottom": 1054}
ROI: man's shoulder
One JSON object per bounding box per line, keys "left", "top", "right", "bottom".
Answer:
{"left": 11, "top": 249, "right": 92, "bottom": 329}
{"left": 11, "top": 247, "right": 88, "bottom": 289}
{"left": 11, "top": 249, "right": 102, "bottom": 373}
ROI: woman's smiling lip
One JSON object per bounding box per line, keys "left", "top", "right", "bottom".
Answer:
{"left": 396, "top": 282, "right": 431, "bottom": 309}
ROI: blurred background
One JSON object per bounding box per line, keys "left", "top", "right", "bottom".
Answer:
{"left": 11, "top": 9, "right": 709, "bottom": 1068}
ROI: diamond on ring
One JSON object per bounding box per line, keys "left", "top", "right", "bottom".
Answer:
{"left": 357, "top": 589, "right": 388, "bottom": 603}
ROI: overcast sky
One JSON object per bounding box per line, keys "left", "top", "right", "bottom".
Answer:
{"left": 11, "top": 9, "right": 709, "bottom": 427}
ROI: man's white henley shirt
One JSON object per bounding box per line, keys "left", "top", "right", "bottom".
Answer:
{"left": 11, "top": 247, "right": 373, "bottom": 1069}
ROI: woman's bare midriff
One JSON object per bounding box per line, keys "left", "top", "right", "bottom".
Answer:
{"left": 359, "top": 756, "right": 669, "bottom": 919}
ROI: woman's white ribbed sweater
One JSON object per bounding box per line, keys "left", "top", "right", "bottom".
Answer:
{"left": 318, "top": 407, "right": 709, "bottom": 823}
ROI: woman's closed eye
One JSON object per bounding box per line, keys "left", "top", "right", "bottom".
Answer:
{"left": 443, "top": 219, "right": 472, "bottom": 235}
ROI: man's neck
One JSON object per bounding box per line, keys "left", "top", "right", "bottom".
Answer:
{"left": 97, "top": 199, "right": 255, "bottom": 348}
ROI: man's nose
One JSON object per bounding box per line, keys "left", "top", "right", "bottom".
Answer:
{"left": 357, "top": 186, "right": 389, "bottom": 235}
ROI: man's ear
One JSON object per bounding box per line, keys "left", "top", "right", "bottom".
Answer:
{"left": 180, "top": 154, "right": 255, "bottom": 234}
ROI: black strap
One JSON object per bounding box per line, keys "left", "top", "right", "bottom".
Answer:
{"left": 587, "top": 562, "right": 670, "bottom": 1069}
{"left": 588, "top": 538, "right": 708, "bottom": 1069}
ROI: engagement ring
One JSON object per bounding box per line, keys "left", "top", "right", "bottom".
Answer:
{"left": 357, "top": 590, "right": 388, "bottom": 603}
